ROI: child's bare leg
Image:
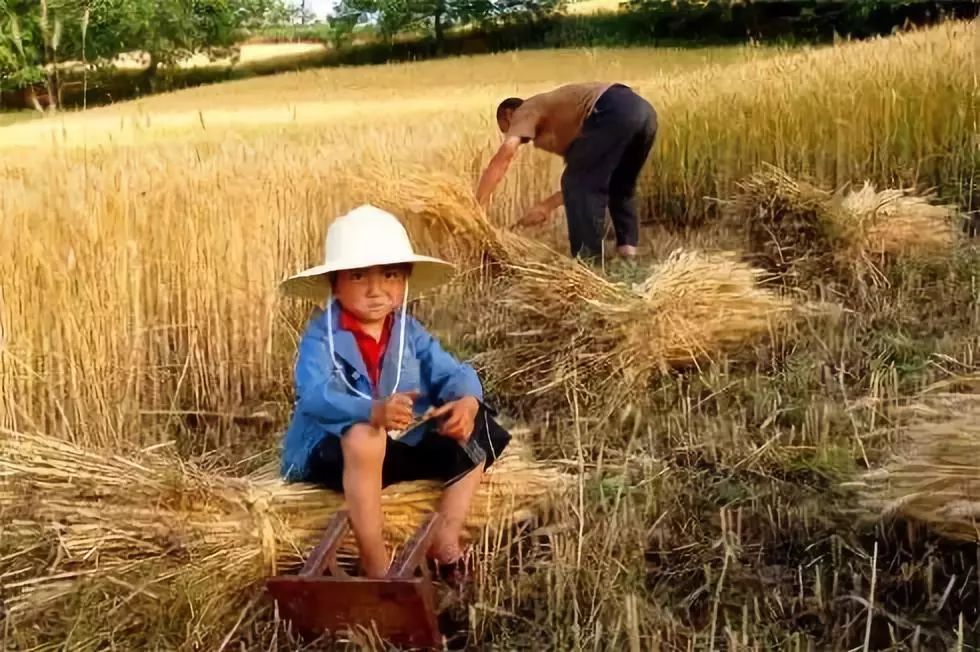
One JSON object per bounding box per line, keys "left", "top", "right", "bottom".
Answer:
{"left": 429, "top": 462, "right": 485, "bottom": 563}
{"left": 341, "top": 424, "right": 388, "bottom": 578}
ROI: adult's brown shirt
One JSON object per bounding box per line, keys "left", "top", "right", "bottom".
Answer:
{"left": 504, "top": 82, "right": 612, "bottom": 157}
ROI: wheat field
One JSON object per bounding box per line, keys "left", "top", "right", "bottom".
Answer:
{"left": 1, "top": 19, "right": 979, "bottom": 650}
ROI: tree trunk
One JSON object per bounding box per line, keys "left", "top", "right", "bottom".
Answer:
{"left": 49, "top": 66, "right": 63, "bottom": 110}
{"left": 433, "top": 0, "right": 445, "bottom": 55}
{"left": 39, "top": 0, "right": 58, "bottom": 112}
{"left": 28, "top": 87, "right": 44, "bottom": 113}
{"left": 81, "top": 5, "right": 90, "bottom": 110}
{"left": 140, "top": 53, "right": 160, "bottom": 95}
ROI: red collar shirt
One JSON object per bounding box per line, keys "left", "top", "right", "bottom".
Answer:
{"left": 338, "top": 308, "right": 393, "bottom": 394}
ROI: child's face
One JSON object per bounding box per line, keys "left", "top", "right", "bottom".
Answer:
{"left": 333, "top": 265, "right": 409, "bottom": 324}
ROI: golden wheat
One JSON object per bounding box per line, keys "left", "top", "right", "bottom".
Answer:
{"left": 853, "top": 382, "right": 980, "bottom": 544}
{"left": 2, "top": 24, "right": 974, "bottom": 446}
{"left": 730, "top": 164, "right": 961, "bottom": 284}
{"left": 0, "top": 427, "right": 570, "bottom": 648}
{"left": 0, "top": 21, "right": 977, "bottom": 650}
{"left": 473, "top": 249, "right": 795, "bottom": 419}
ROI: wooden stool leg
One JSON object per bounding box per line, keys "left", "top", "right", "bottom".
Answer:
{"left": 386, "top": 513, "right": 442, "bottom": 646}
{"left": 300, "top": 510, "right": 351, "bottom": 578}
{"left": 387, "top": 513, "right": 441, "bottom": 578}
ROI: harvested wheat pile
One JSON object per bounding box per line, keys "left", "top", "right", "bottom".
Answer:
{"left": 0, "top": 428, "right": 569, "bottom": 649}
{"left": 854, "top": 382, "right": 980, "bottom": 543}
{"left": 294, "top": 170, "right": 798, "bottom": 418}
{"left": 474, "top": 249, "right": 796, "bottom": 418}
{"left": 730, "top": 164, "right": 836, "bottom": 274}
{"left": 336, "top": 167, "right": 546, "bottom": 271}
{"left": 731, "top": 164, "right": 959, "bottom": 283}
{"left": 842, "top": 183, "right": 958, "bottom": 259}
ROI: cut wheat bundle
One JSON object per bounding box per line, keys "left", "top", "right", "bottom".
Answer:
{"left": 0, "top": 427, "right": 570, "bottom": 648}
{"left": 853, "top": 381, "right": 980, "bottom": 544}
{"left": 730, "top": 164, "right": 959, "bottom": 284}
{"left": 301, "top": 171, "right": 798, "bottom": 419}
{"left": 473, "top": 249, "right": 796, "bottom": 418}
{"left": 843, "top": 184, "right": 959, "bottom": 258}
{"left": 336, "top": 167, "right": 547, "bottom": 271}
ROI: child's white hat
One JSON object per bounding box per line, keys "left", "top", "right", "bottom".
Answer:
{"left": 279, "top": 204, "right": 455, "bottom": 302}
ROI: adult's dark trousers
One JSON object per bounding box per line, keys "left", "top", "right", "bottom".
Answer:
{"left": 561, "top": 84, "right": 657, "bottom": 261}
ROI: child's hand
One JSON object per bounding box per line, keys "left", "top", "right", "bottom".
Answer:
{"left": 429, "top": 396, "right": 480, "bottom": 441}
{"left": 371, "top": 390, "right": 421, "bottom": 431}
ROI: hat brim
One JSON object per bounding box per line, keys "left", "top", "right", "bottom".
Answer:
{"left": 278, "top": 254, "right": 456, "bottom": 303}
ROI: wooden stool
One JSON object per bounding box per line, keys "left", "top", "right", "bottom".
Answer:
{"left": 266, "top": 510, "right": 443, "bottom": 649}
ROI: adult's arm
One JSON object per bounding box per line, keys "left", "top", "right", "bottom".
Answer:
{"left": 475, "top": 135, "right": 522, "bottom": 208}
{"left": 539, "top": 191, "right": 564, "bottom": 211}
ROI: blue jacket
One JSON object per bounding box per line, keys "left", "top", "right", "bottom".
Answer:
{"left": 280, "top": 299, "right": 484, "bottom": 482}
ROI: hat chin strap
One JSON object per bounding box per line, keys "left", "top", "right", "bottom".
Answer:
{"left": 325, "top": 282, "right": 409, "bottom": 402}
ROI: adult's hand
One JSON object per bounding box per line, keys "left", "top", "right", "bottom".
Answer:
{"left": 517, "top": 203, "right": 552, "bottom": 228}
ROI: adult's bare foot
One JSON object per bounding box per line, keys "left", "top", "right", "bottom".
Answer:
{"left": 617, "top": 244, "right": 638, "bottom": 258}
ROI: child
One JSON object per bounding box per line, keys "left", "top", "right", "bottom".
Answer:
{"left": 278, "top": 204, "right": 511, "bottom": 579}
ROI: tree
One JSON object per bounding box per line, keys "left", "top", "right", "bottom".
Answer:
{"left": 335, "top": 0, "right": 519, "bottom": 49}
{"left": 103, "top": 0, "right": 291, "bottom": 88}
{"left": 0, "top": 0, "right": 89, "bottom": 110}
{"left": 1, "top": 0, "right": 291, "bottom": 108}
{"left": 337, "top": 0, "right": 418, "bottom": 43}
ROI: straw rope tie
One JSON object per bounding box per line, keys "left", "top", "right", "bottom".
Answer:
{"left": 244, "top": 492, "right": 278, "bottom": 575}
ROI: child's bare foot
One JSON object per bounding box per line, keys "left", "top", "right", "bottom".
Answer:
{"left": 427, "top": 537, "right": 463, "bottom": 565}
{"left": 426, "top": 540, "right": 469, "bottom": 590}
{"left": 359, "top": 559, "right": 389, "bottom": 578}
{"left": 428, "top": 462, "right": 483, "bottom": 564}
